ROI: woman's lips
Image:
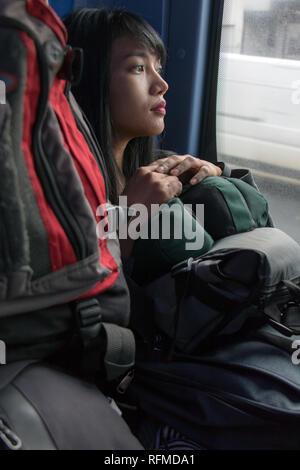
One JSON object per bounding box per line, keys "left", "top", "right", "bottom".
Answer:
{"left": 152, "top": 106, "right": 167, "bottom": 116}
{"left": 152, "top": 104, "right": 166, "bottom": 115}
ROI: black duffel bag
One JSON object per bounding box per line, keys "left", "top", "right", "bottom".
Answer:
{"left": 0, "top": 361, "right": 143, "bottom": 450}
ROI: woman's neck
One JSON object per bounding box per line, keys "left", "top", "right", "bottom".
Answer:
{"left": 112, "top": 138, "right": 128, "bottom": 194}
{"left": 112, "top": 139, "right": 127, "bottom": 173}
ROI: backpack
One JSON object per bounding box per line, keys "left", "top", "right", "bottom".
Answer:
{"left": 127, "top": 228, "right": 300, "bottom": 450}
{"left": 130, "top": 176, "right": 270, "bottom": 284}
{"left": 138, "top": 227, "right": 300, "bottom": 356}
{"left": 0, "top": 0, "right": 134, "bottom": 384}
{"left": 180, "top": 175, "right": 270, "bottom": 240}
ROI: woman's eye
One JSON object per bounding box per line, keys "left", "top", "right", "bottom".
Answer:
{"left": 156, "top": 67, "right": 163, "bottom": 75}
{"left": 133, "top": 65, "right": 144, "bottom": 73}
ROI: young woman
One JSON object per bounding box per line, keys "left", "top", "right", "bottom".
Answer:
{"left": 64, "top": 8, "right": 225, "bottom": 258}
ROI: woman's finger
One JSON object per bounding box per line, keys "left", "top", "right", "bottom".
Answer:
{"left": 166, "top": 176, "right": 183, "bottom": 198}
{"left": 170, "top": 156, "right": 199, "bottom": 176}
{"left": 189, "top": 165, "right": 214, "bottom": 185}
{"left": 155, "top": 155, "right": 184, "bottom": 173}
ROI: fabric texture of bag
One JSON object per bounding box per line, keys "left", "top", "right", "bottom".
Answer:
{"left": 0, "top": 361, "right": 143, "bottom": 450}
{"left": 180, "top": 176, "right": 270, "bottom": 240}
{"left": 0, "top": 0, "right": 134, "bottom": 381}
{"left": 131, "top": 197, "right": 214, "bottom": 284}
{"left": 131, "top": 332, "right": 300, "bottom": 450}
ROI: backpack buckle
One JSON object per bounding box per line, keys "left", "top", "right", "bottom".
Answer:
{"left": 171, "top": 257, "right": 194, "bottom": 277}
{"left": 58, "top": 46, "right": 83, "bottom": 86}
{"left": 75, "top": 298, "right": 102, "bottom": 346}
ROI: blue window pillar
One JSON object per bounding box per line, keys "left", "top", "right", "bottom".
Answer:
{"left": 163, "top": 0, "right": 211, "bottom": 156}
{"left": 49, "top": 0, "right": 74, "bottom": 18}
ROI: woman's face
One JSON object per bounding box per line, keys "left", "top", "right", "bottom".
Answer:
{"left": 109, "top": 35, "right": 169, "bottom": 144}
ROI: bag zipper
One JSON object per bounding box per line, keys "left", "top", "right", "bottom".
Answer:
{"left": 0, "top": 17, "right": 88, "bottom": 260}
{"left": 66, "top": 92, "right": 109, "bottom": 195}
{"left": 0, "top": 418, "right": 22, "bottom": 450}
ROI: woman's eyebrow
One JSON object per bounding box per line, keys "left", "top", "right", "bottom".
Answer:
{"left": 121, "top": 51, "right": 149, "bottom": 60}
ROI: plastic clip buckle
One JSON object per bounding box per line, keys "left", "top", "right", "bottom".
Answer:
{"left": 58, "top": 46, "right": 83, "bottom": 86}
{"left": 75, "top": 298, "right": 102, "bottom": 345}
{"left": 171, "top": 257, "right": 194, "bottom": 277}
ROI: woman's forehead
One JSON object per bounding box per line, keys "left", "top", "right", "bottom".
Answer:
{"left": 111, "top": 36, "right": 161, "bottom": 63}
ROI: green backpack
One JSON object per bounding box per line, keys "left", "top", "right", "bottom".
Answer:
{"left": 131, "top": 176, "right": 269, "bottom": 283}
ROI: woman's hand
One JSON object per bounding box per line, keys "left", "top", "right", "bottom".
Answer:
{"left": 122, "top": 165, "right": 182, "bottom": 211}
{"left": 152, "top": 154, "right": 222, "bottom": 185}
{"left": 119, "top": 166, "right": 182, "bottom": 258}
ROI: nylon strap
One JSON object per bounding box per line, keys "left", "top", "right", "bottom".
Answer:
{"left": 101, "top": 323, "right": 135, "bottom": 382}
{"left": 75, "top": 299, "right": 135, "bottom": 382}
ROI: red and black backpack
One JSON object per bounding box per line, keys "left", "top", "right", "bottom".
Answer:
{"left": 0, "top": 0, "right": 134, "bottom": 383}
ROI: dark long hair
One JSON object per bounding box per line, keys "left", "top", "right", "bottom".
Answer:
{"left": 64, "top": 8, "right": 167, "bottom": 204}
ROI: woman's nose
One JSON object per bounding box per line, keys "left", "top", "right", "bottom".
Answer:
{"left": 151, "top": 73, "right": 169, "bottom": 95}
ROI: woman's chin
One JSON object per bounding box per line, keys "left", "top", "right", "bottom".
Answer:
{"left": 148, "top": 121, "right": 165, "bottom": 136}
{"left": 133, "top": 121, "right": 165, "bottom": 138}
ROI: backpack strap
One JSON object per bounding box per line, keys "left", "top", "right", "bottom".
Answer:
{"left": 75, "top": 298, "right": 135, "bottom": 388}
{"left": 101, "top": 323, "right": 135, "bottom": 382}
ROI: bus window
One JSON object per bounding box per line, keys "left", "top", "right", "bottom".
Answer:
{"left": 217, "top": 0, "right": 300, "bottom": 242}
